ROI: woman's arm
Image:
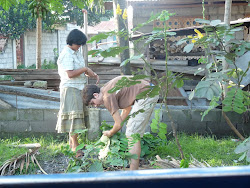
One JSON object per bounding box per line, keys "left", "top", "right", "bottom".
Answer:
{"left": 66, "top": 67, "right": 99, "bottom": 84}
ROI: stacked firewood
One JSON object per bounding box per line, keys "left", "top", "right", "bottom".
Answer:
{"left": 149, "top": 37, "right": 205, "bottom": 60}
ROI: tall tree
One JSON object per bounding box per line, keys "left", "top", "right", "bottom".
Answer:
{"left": 0, "top": 0, "right": 107, "bottom": 69}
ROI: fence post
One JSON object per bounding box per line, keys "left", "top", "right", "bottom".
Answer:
{"left": 12, "top": 39, "right": 17, "bottom": 69}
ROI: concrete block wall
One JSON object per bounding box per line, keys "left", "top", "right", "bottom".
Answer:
{"left": 0, "top": 39, "right": 14, "bottom": 69}
{"left": 1, "top": 108, "right": 249, "bottom": 138}
{"left": 0, "top": 109, "right": 58, "bottom": 133}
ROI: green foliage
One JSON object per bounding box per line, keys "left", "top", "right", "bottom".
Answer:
{"left": 234, "top": 137, "right": 250, "bottom": 162}
{"left": 66, "top": 129, "right": 140, "bottom": 172}
{"left": 222, "top": 88, "right": 247, "bottom": 114}
{"left": 190, "top": 80, "right": 222, "bottom": 100}
{"left": 28, "top": 0, "right": 50, "bottom": 19}
{"left": 140, "top": 133, "right": 163, "bottom": 158}
{"left": 0, "top": 143, "right": 28, "bottom": 167}
{"left": 41, "top": 59, "right": 58, "bottom": 69}
{"left": 201, "top": 96, "right": 220, "bottom": 121}
{"left": 121, "top": 54, "right": 144, "bottom": 67}
{"left": 150, "top": 109, "right": 167, "bottom": 140}
{"left": 180, "top": 159, "right": 189, "bottom": 168}
{"left": 57, "top": 0, "right": 113, "bottom": 27}
{"left": 0, "top": 75, "right": 14, "bottom": 80}
{"left": 107, "top": 76, "right": 143, "bottom": 94}
{"left": 0, "top": 3, "right": 36, "bottom": 39}
{"left": 184, "top": 43, "right": 194, "bottom": 53}
{"left": 178, "top": 18, "right": 250, "bottom": 119}
{"left": 87, "top": 10, "right": 186, "bottom": 162}
{"left": 89, "top": 46, "right": 128, "bottom": 58}
{"left": 0, "top": 0, "right": 112, "bottom": 39}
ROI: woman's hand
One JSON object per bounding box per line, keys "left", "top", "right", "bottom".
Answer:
{"left": 85, "top": 67, "right": 99, "bottom": 84}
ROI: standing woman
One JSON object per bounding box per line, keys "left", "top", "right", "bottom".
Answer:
{"left": 56, "top": 29, "right": 99, "bottom": 157}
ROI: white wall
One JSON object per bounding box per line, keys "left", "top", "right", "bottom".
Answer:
{"left": 24, "top": 23, "right": 81, "bottom": 67}
{"left": 0, "top": 39, "right": 14, "bottom": 69}
{"left": 0, "top": 23, "right": 81, "bottom": 69}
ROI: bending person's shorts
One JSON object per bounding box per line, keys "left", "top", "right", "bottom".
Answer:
{"left": 125, "top": 95, "right": 159, "bottom": 137}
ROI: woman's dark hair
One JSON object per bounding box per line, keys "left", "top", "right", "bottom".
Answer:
{"left": 66, "top": 29, "right": 87, "bottom": 46}
{"left": 83, "top": 85, "right": 100, "bottom": 105}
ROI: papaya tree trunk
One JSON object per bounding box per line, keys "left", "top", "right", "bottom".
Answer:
{"left": 222, "top": 0, "right": 232, "bottom": 94}
{"left": 222, "top": 111, "right": 245, "bottom": 141}
{"left": 36, "top": 16, "right": 42, "bottom": 69}
{"left": 221, "top": 0, "right": 245, "bottom": 140}
{"left": 113, "top": 0, "right": 131, "bottom": 75}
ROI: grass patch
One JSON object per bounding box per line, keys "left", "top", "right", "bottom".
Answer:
{"left": 153, "top": 133, "right": 247, "bottom": 167}
{"left": 0, "top": 133, "right": 248, "bottom": 174}
{"left": 0, "top": 134, "right": 68, "bottom": 168}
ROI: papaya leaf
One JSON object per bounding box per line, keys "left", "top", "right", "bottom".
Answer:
{"left": 195, "top": 87, "right": 214, "bottom": 100}
{"left": 189, "top": 90, "right": 195, "bottom": 100}
{"left": 87, "top": 31, "right": 115, "bottom": 43}
{"left": 210, "top": 20, "right": 221, "bottom": 26}
{"left": 195, "top": 18, "right": 210, "bottom": 24}
{"left": 88, "top": 49, "right": 102, "bottom": 57}
{"left": 101, "top": 47, "right": 128, "bottom": 58}
{"left": 184, "top": 43, "right": 194, "bottom": 53}
{"left": 238, "top": 152, "right": 246, "bottom": 161}
{"left": 88, "top": 161, "right": 103, "bottom": 172}
{"left": 121, "top": 54, "right": 144, "bottom": 67}
{"left": 246, "top": 150, "right": 250, "bottom": 162}
{"left": 234, "top": 139, "right": 250, "bottom": 154}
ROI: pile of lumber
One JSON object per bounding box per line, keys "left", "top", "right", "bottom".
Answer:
{"left": 0, "top": 69, "right": 60, "bottom": 90}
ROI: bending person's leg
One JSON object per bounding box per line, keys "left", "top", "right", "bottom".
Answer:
{"left": 128, "top": 138, "right": 141, "bottom": 170}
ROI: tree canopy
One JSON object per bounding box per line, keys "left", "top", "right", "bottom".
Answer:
{"left": 0, "top": 0, "right": 113, "bottom": 39}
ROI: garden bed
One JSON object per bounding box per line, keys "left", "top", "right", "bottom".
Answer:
{"left": 0, "top": 132, "right": 248, "bottom": 176}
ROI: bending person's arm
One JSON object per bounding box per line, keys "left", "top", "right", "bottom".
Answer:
{"left": 103, "top": 106, "right": 132, "bottom": 137}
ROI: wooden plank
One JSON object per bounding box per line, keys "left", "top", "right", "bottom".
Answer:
{"left": 12, "top": 75, "right": 60, "bottom": 80}
{"left": 0, "top": 69, "right": 58, "bottom": 75}
{"left": 0, "top": 98, "right": 13, "bottom": 109}
{"left": 0, "top": 85, "right": 60, "bottom": 102}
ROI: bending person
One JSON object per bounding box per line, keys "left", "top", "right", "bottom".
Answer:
{"left": 83, "top": 76, "right": 159, "bottom": 170}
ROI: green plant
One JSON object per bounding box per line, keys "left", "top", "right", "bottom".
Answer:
{"left": 234, "top": 137, "right": 250, "bottom": 163}
{"left": 64, "top": 122, "right": 139, "bottom": 172}
{"left": 42, "top": 59, "right": 58, "bottom": 69}
{"left": 0, "top": 75, "right": 14, "bottom": 80}
{"left": 87, "top": 10, "right": 187, "bottom": 165}
{"left": 150, "top": 109, "right": 167, "bottom": 140}
{"left": 177, "top": 19, "right": 250, "bottom": 141}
